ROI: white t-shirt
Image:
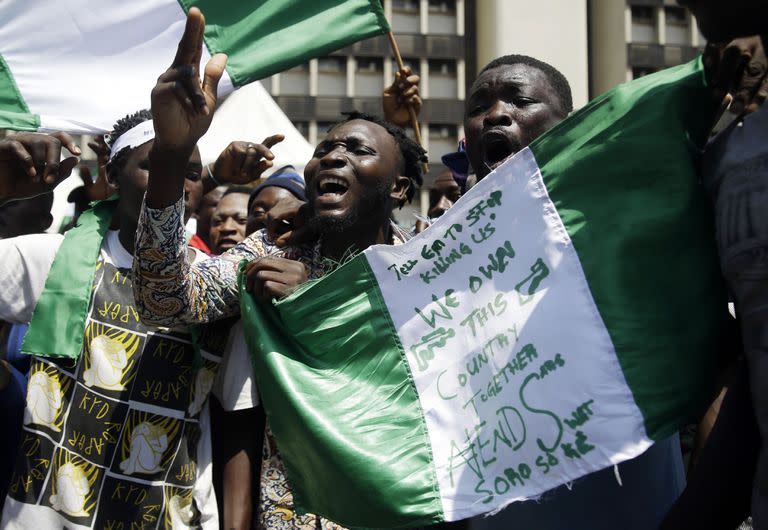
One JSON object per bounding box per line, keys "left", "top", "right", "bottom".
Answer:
{"left": 212, "top": 320, "right": 259, "bottom": 411}
{"left": 0, "top": 231, "right": 222, "bottom": 529}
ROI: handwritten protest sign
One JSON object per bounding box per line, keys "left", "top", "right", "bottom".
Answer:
{"left": 365, "top": 149, "right": 650, "bottom": 517}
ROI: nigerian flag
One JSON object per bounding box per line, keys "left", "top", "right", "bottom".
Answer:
{"left": 240, "top": 57, "right": 727, "bottom": 528}
{"left": 0, "top": 0, "right": 389, "bottom": 133}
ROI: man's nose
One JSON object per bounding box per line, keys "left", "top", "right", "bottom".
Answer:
{"left": 429, "top": 196, "right": 454, "bottom": 218}
{"left": 221, "top": 217, "right": 239, "bottom": 233}
{"left": 483, "top": 100, "right": 512, "bottom": 128}
{"left": 320, "top": 147, "right": 346, "bottom": 169}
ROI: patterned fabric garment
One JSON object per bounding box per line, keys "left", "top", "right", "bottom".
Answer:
{"left": 134, "top": 195, "right": 412, "bottom": 530}
{"left": 134, "top": 197, "right": 413, "bottom": 326}
{"left": 2, "top": 256, "right": 229, "bottom": 529}
{"left": 260, "top": 426, "right": 347, "bottom": 530}
{"left": 134, "top": 198, "right": 318, "bottom": 327}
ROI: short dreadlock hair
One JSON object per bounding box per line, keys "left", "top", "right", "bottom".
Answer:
{"left": 106, "top": 109, "right": 152, "bottom": 184}
{"left": 329, "top": 111, "right": 427, "bottom": 203}
{"left": 479, "top": 55, "right": 573, "bottom": 116}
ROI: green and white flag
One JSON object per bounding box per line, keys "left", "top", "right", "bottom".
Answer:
{"left": 240, "top": 58, "right": 727, "bottom": 528}
{"left": 0, "top": 0, "right": 389, "bottom": 133}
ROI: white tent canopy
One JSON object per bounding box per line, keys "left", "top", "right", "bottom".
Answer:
{"left": 198, "top": 81, "right": 314, "bottom": 175}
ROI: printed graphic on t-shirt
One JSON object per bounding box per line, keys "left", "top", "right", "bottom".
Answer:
{"left": 7, "top": 431, "right": 56, "bottom": 505}
{"left": 132, "top": 333, "right": 195, "bottom": 411}
{"left": 3, "top": 260, "right": 230, "bottom": 528}
{"left": 113, "top": 410, "right": 181, "bottom": 479}
{"left": 165, "top": 421, "right": 201, "bottom": 489}
{"left": 24, "top": 360, "right": 75, "bottom": 440}
{"left": 90, "top": 265, "right": 144, "bottom": 333}
{"left": 62, "top": 385, "right": 129, "bottom": 467}
{"left": 163, "top": 485, "right": 199, "bottom": 528}
{"left": 41, "top": 447, "right": 105, "bottom": 526}
{"left": 93, "top": 475, "right": 165, "bottom": 529}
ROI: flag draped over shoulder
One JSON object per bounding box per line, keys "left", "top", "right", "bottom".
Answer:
{"left": 239, "top": 57, "right": 727, "bottom": 528}
{"left": 0, "top": 0, "right": 389, "bottom": 133}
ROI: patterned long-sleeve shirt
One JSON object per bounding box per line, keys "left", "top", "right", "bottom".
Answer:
{"left": 133, "top": 197, "right": 319, "bottom": 326}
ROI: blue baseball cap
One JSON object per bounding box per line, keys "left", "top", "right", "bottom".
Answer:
{"left": 440, "top": 138, "right": 470, "bottom": 192}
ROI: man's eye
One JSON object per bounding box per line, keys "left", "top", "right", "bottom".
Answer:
{"left": 514, "top": 97, "right": 535, "bottom": 107}
{"left": 186, "top": 171, "right": 201, "bottom": 182}
{"left": 251, "top": 209, "right": 266, "bottom": 217}
{"left": 468, "top": 104, "right": 486, "bottom": 116}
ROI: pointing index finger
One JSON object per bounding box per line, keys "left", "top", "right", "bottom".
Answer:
{"left": 172, "top": 7, "right": 205, "bottom": 67}
{"left": 261, "top": 134, "right": 285, "bottom": 150}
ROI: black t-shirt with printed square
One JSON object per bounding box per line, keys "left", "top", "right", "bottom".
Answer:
{"left": 5, "top": 258, "right": 231, "bottom": 529}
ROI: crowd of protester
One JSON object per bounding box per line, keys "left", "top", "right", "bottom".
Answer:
{"left": 1, "top": 1, "right": 768, "bottom": 528}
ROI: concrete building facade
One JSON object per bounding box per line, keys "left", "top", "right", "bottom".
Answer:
{"left": 589, "top": 0, "right": 703, "bottom": 97}
{"left": 261, "top": 0, "right": 470, "bottom": 178}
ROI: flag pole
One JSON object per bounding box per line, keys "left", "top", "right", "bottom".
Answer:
{"left": 386, "top": 31, "right": 429, "bottom": 175}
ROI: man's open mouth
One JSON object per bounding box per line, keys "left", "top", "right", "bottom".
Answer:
{"left": 481, "top": 130, "right": 519, "bottom": 171}
{"left": 315, "top": 174, "right": 350, "bottom": 203}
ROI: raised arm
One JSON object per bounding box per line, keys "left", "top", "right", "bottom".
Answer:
{"left": 133, "top": 8, "right": 286, "bottom": 326}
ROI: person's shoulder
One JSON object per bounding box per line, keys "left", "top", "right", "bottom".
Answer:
{"left": 1, "top": 232, "right": 64, "bottom": 255}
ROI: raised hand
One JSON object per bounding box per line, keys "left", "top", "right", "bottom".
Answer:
{"left": 211, "top": 135, "right": 285, "bottom": 185}
{"left": 245, "top": 256, "right": 309, "bottom": 302}
{"left": 705, "top": 36, "right": 768, "bottom": 116}
{"left": 383, "top": 66, "right": 422, "bottom": 128}
{"left": 79, "top": 136, "right": 115, "bottom": 201}
{"left": 265, "top": 195, "right": 315, "bottom": 248}
{"left": 151, "top": 7, "right": 228, "bottom": 155}
{"left": 0, "top": 132, "right": 81, "bottom": 204}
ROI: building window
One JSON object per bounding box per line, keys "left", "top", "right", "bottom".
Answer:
{"left": 427, "top": 0, "right": 457, "bottom": 35}
{"left": 318, "top": 57, "right": 345, "bottom": 73}
{"left": 428, "top": 0, "right": 455, "bottom": 14}
{"left": 392, "top": 0, "right": 418, "bottom": 12}
{"left": 631, "top": 6, "right": 654, "bottom": 23}
{"left": 317, "top": 56, "right": 346, "bottom": 97}
{"left": 392, "top": 0, "right": 420, "bottom": 33}
{"left": 665, "top": 6, "right": 687, "bottom": 24}
{"left": 428, "top": 123, "right": 459, "bottom": 159}
{"left": 631, "top": 5, "right": 657, "bottom": 43}
{"left": 664, "top": 6, "right": 690, "bottom": 45}
{"left": 391, "top": 57, "right": 420, "bottom": 75}
{"left": 356, "top": 57, "right": 384, "bottom": 97}
{"left": 632, "top": 66, "right": 658, "bottom": 79}
{"left": 281, "top": 62, "right": 310, "bottom": 95}
{"left": 357, "top": 57, "right": 383, "bottom": 73}
{"left": 429, "top": 59, "right": 456, "bottom": 75}
{"left": 428, "top": 59, "right": 458, "bottom": 98}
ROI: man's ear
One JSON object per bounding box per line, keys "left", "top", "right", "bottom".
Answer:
{"left": 105, "top": 162, "right": 118, "bottom": 188}
{"left": 390, "top": 175, "right": 411, "bottom": 208}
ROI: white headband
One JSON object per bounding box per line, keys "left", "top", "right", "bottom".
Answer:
{"left": 108, "top": 120, "right": 155, "bottom": 162}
